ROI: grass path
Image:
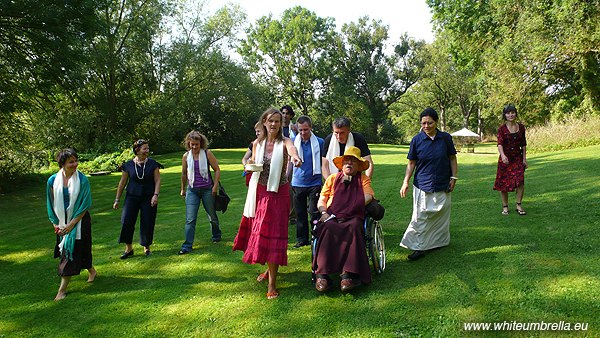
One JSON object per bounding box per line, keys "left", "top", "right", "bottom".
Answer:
{"left": 1, "top": 144, "right": 598, "bottom": 337}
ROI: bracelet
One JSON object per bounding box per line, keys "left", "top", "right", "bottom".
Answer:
{"left": 114, "top": 199, "right": 120, "bottom": 202}
{"left": 450, "top": 176, "right": 458, "bottom": 180}
{"left": 321, "top": 210, "right": 327, "bottom": 215}
{"left": 154, "top": 193, "right": 159, "bottom": 196}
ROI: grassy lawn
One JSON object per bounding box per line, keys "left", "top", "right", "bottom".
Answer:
{"left": 1, "top": 144, "right": 599, "bottom": 337}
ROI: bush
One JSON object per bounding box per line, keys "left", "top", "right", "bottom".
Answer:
{"left": 77, "top": 148, "right": 134, "bottom": 174}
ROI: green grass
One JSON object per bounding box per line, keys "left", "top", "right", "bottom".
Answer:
{"left": 1, "top": 144, "right": 599, "bottom": 337}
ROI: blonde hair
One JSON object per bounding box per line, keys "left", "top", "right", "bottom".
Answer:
{"left": 184, "top": 130, "right": 209, "bottom": 150}
{"left": 257, "top": 108, "right": 284, "bottom": 143}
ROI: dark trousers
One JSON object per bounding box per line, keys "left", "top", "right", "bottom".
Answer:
{"left": 119, "top": 194, "right": 157, "bottom": 247}
{"left": 293, "top": 185, "right": 321, "bottom": 243}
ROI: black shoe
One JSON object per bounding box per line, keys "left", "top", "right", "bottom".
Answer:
{"left": 178, "top": 250, "right": 189, "bottom": 255}
{"left": 408, "top": 250, "right": 426, "bottom": 261}
{"left": 293, "top": 241, "right": 309, "bottom": 248}
{"left": 145, "top": 249, "right": 151, "bottom": 256}
{"left": 212, "top": 238, "right": 221, "bottom": 243}
{"left": 120, "top": 250, "right": 134, "bottom": 259}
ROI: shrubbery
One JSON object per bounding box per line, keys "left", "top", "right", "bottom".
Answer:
{"left": 77, "top": 148, "right": 133, "bottom": 174}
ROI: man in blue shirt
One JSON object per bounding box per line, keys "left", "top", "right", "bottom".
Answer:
{"left": 291, "top": 115, "right": 324, "bottom": 248}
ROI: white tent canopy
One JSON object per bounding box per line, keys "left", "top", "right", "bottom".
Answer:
{"left": 451, "top": 128, "right": 480, "bottom": 137}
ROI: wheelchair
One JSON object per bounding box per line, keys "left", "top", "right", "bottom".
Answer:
{"left": 310, "top": 210, "right": 386, "bottom": 283}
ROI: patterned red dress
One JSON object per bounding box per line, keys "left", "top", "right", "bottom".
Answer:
{"left": 493, "top": 123, "right": 526, "bottom": 192}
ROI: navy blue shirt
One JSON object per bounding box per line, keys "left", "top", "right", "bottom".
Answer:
{"left": 408, "top": 130, "right": 457, "bottom": 192}
{"left": 292, "top": 136, "right": 325, "bottom": 187}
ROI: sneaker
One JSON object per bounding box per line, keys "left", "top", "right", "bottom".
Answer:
{"left": 177, "top": 250, "right": 189, "bottom": 255}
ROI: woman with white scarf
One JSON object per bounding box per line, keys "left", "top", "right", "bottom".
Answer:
{"left": 178, "top": 131, "right": 222, "bottom": 255}
{"left": 233, "top": 108, "right": 302, "bottom": 300}
{"left": 46, "top": 148, "right": 95, "bottom": 301}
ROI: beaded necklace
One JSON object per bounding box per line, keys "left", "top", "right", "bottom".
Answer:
{"left": 134, "top": 158, "right": 147, "bottom": 180}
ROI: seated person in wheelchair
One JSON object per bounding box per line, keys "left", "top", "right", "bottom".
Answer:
{"left": 314, "top": 146, "right": 374, "bottom": 292}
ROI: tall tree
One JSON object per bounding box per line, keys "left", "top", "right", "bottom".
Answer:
{"left": 239, "top": 6, "right": 336, "bottom": 114}
{"left": 325, "top": 17, "right": 425, "bottom": 140}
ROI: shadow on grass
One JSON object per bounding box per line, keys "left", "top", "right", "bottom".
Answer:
{"left": 1, "top": 145, "right": 599, "bottom": 336}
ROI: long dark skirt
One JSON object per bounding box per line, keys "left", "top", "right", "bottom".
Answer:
{"left": 313, "top": 217, "right": 372, "bottom": 285}
{"left": 54, "top": 212, "right": 93, "bottom": 276}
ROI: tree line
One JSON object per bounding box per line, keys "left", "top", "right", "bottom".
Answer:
{"left": 1, "top": 0, "right": 599, "bottom": 185}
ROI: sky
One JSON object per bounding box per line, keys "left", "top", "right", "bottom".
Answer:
{"left": 205, "top": 0, "right": 435, "bottom": 43}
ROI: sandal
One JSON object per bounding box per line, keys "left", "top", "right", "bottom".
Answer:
{"left": 256, "top": 270, "right": 269, "bottom": 283}
{"left": 501, "top": 205, "right": 509, "bottom": 215}
{"left": 266, "top": 289, "right": 279, "bottom": 300}
{"left": 516, "top": 203, "right": 527, "bottom": 215}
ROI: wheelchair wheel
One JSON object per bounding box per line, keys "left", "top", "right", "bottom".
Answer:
{"left": 367, "top": 218, "right": 386, "bottom": 274}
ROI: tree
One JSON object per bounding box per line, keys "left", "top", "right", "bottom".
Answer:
{"left": 239, "top": 6, "right": 336, "bottom": 115}
{"left": 324, "top": 17, "right": 426, "bottom": 141}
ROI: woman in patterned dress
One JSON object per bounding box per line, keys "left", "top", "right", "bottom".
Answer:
{"left": 493, "top": 104, "right": 528, "bottom": 215}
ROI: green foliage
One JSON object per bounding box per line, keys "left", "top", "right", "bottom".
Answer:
{"left": 1, "top": 145, "right": 599, "bottom": 336}
{"left": 239, "top": 6, "right": 336, "bottom": 115}
{"left": 77, "top": 148, "right": 134, "bottom": 174}
{"left": 527, "top": 115, "right": 600, "bottom": 153}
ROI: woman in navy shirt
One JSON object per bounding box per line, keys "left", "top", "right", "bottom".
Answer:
{"left": 113, "top": 140, "right": 162, "bottom": 258}
{"left": 399, "top": 108, "right": 458, "bottom": 261}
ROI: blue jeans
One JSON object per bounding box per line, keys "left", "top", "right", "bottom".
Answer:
{"left": 181, "top": 186, "right": 221, "bottom": 251}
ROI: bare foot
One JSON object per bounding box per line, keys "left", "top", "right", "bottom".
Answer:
{"left": 87, "top": 268, "right": 97, "bottom": 283}
{"left": 54, "top": 292, "right": 66, "bottom": 301}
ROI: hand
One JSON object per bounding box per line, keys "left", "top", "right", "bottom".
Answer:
{"left": 447, "top": 179, "right": 456, "bottom": 192}
{"left": 53, "top": 225, "right": 60, "bottom": 234}
{"left": 399, "top": 182, "right": 409, "bottom": 198}
{"left": 212, "top": 188, "right": 218, "bottom": 197}
{"left": 501, "top": 154, "right": 509, "bottom": 164}
{"left": 112, "top": 201, "right": 119, "bottom": 209}
{"left": 180, "top": 190, "right": 186, "bottom": 198}
{"left": 292, "top": 156, "right": 302, "bottom": 167}
{"left": 523, "top": 159, "right": 528, "bottom": 169}
{"left": 150, "top": 195, "right": 158, "bottom": 207}
{"left": 58, "top": 225, "right": 71, "bottom": 236}
{"left": 319, "top": 212, "right": 330, "bottom": 223}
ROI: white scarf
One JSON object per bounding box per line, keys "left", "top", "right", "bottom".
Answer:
{"left": 243, "top": 139, "right": 284, "bottom": 217}
{"left": 326, "top": 132, "right": 354, "bottom": 175}
{"left": 294, "top": 132, "right": 321, "bottom": 175}
{"left": 53, "top": 169, "right": 82, "bottom": 253}
{"left": 186, "top": 149, "right": 209, "bottom": 188}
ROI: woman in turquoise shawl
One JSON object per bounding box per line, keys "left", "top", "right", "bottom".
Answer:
{"left": 46, "top": 148, "right": 95, "bottom": 301}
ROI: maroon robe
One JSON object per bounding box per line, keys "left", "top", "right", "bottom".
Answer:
{"left": 313, "top": 172, "right": 371, "bottom": 285}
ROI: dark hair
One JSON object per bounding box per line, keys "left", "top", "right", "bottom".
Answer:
{"left": 258, "top": 108, "right": 284, "bottom": 143}
{"left": 56, "top": 148, "right": 78, "bottom": 168}
{"left": 502, "top": 104, "right": 518, "bottom": 120}
{"left": 420, "top": 107, "right": 439, "bottom": 122}
{"left": 296, "top": 115, "right": 312, "bottom": 127}
{"left": 184, "top": 131, "right": 209, "bottom": 150}
{"left": 332, "top": 117, "right": 351, "bottom": 129}
{"left": 280, "top": 105, "right": 295, "bottom": 117}
{"left": 132, "top": 139, "right": 148, "bottom": 154}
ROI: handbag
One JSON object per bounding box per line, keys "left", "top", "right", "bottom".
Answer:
{"left": 214, "top": 181, "right": 230, "bottom": 213}
{"left": 206, "top": 151, "right": 230, "bottom": 213}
